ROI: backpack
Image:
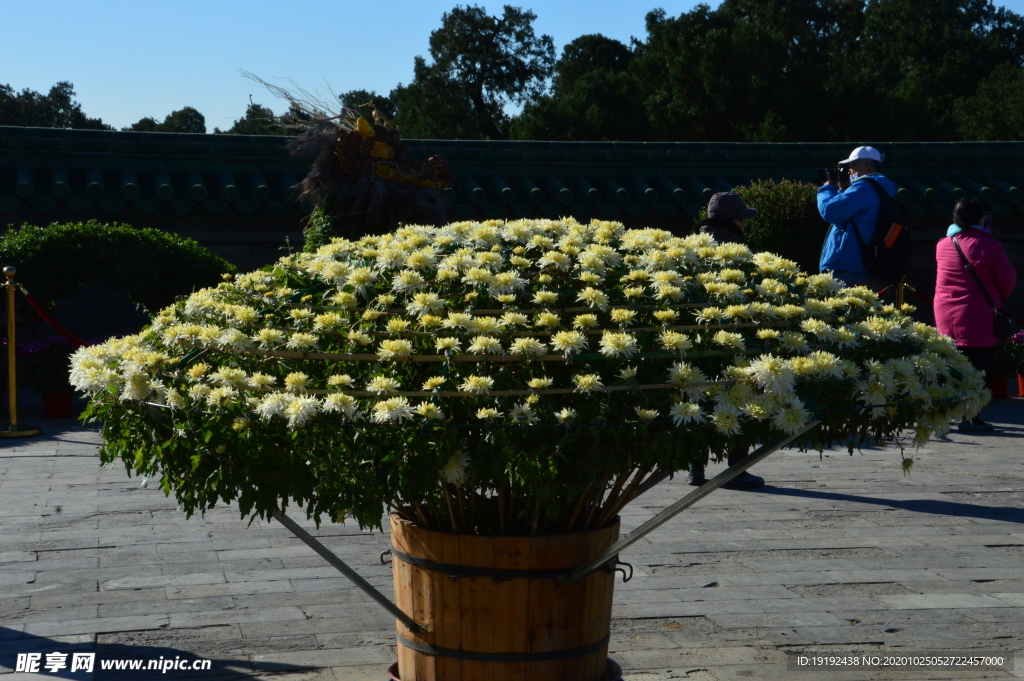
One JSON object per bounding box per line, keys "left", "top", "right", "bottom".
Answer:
{"left": 848, "top": 177, "right": 913, "bottom": 286}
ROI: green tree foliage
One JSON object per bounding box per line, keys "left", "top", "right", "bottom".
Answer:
{"left": 391, "top": 4, "right": 555, "bottom": 139}
{"left": 954, "top": 63, "right": 1024, "bottom": 140}
{"left": 215, "top": 102, "right": 313, "bottom": 135}
{"left": 340, "top": 90, "right": 397, "bottom": 122}
{"left": 510, "top": 0, "right": 1024, "bottom": 142}
{"left": 124, "top": 106, "right": 206, "bottom": 133}
{"left": 512, "top": 35, "right": 645, "bottom": 141}
{"left": 0, "top": 81, "right": 111, "bottom": 129}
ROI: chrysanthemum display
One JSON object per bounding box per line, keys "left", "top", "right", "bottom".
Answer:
{"left": 74, "top": 218, "right": 988, "bottom": 535}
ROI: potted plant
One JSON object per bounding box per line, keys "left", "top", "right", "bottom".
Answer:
{"left": 72, "top": 219, "right": 987, "bottom": 680}
{"left": 20, "top": 335, "right": 82, "bottom": 418}
{"left": 1007, "top": 330, "right": 1024, "bottom": 396}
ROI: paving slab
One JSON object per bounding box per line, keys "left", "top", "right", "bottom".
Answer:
{"left": 1, "top": 398, "right": 1023, "bottom": 679}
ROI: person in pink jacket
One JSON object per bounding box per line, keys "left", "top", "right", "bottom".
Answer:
{"left": 934, "top": 197, "right": 1017, "bottom": 431}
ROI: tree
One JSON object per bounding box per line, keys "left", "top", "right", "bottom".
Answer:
{"left": 954, "top": 62, "right": 1024, "bottom": 139}
{"left": 848, "top": 0, "right": 1024, "bottom": 141}
{"left": 392, "top": 4, "right": 555, "bottom": 139}
{"left": 0, "top": 81, "right": 111, "bottom": 129}
{"left": 340, "top": 90, "right": 397, "bottom": 122}
{"left": 124, "top": 106, "right": 206, "bottom": 133}
{"left": 512, "top": 35, "right": 644, "bottom": 141}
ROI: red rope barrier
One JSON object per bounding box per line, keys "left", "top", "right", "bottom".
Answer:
{"left": 21, "top": 293, "right": 91, "bottom": 347}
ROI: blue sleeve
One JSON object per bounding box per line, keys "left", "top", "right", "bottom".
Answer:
{"left": 817, "top": 182, "right": 871, "bottom": 225}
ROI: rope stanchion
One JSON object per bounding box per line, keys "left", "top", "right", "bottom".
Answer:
{"left": 21, "top": 292, "right": 91, "bottom": 347}
{"left": 2, "top": 267, "right": 41, "bottom": 438}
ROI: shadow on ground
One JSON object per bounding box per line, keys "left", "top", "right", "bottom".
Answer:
{"left": 0, "top": 628, "right": 309, "bottom": 680}
{"left": 755, "top": 486, "right": 1024, "bottom": 523}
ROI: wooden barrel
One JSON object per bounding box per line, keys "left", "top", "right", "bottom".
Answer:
{"left": 390, "top": 515, "right": 620, "bottom": 681}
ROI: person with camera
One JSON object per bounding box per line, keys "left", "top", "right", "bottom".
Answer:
{"left": 817, "top": 146, "right": 898, "bottom": 289}
{"left": 935, "top": 197, "right": 1017, "bottom": 432}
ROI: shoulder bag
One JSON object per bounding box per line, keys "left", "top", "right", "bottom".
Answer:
{"left": 951, "top": 235, "right": 1015, "bottom": 341}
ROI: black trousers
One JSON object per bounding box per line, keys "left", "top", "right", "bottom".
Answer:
{"left": 959, "top": 344, "right": 997, "bottom": 375}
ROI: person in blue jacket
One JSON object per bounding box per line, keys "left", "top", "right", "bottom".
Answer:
{"left": 818, "top": 146, "right": 897, "bottom": 289}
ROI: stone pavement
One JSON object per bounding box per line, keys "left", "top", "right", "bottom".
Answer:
{"left": 1, "top": 394, "right": 1023, "bottom": 681}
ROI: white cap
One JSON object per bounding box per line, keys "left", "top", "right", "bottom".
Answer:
{"left": 838, "top": 145, "right": 884, "bottom": 165}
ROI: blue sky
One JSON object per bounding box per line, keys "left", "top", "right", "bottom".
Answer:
{"left": 4, "top": 0, "right": 1024, "bottom": 132}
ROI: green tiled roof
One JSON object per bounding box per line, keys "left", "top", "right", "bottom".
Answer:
{"left": 4, "top": 126, "right": 1024, "bottom": 222}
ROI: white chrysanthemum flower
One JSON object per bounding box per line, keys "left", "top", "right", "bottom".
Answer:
{"left": 207, "top": 366, "right": 245, "bottom": 390}
{"left": 431, "top": 337, "right": 459, "bottom": 353}
{"left": 554, "top": 408, "right": 577, "bottom": 424}
{"left": 460, "top": 375, "right": 494, "bottom": 395}
{"left": 696, "top": 307, "right": 725, "bottom": 324}
{"left": 441, "top": 451, "right": 470, "bottom": 485}
{"left": 467, "top": 316, "right": 504, "bottom": 335}
{"left": 572, "top": 373, "right": 604, "bottom": 394}
{"left": 501, "top": 312, "right": 530, "bottom": 327}
{"left": 476, "top": 407, "right": 503, "bottom": 421}
{"left": 255, "top": 328, "right": 284, "bottom": 347}
{"left": 619, "top": 366, "right": 637, "bottom": 380}
{"left": 711, "top": 404, "right": 742, "bottom": 435}
{"left": 188, "top": 383, "right": 212, "bottom": 401}
{"left": 372, "top": 397, "right": 415, "bottom": 424}
{"left": 550, "top": 331, "right": 588, "bottom": 355}
{"left": 348, "top": 330, "right": 372, "bottom": 346}
{"left": 669, "top": 401, "right": 705, "bottom": 426}
{"left": 834, "top": 327, "right": 860, "bottom": 349}
{"left": 327, "top": 374, "right": 354, "bottom": 388}
{"left": 347, "top": 267, "right": 376, "bottom": 292}
{"left": 367, "top": 376, "right": 400, "bottom": 394}
{"left": 772, "top": 401, "right": 811, "bottom": 435}
{"left": 653, "top": 309, "right": 678, "bottom": 324}
{"left": 468, "top": 336, "right": 503, "bottom": 354}
{"left": 284, "top": 396, "right": 319, "bottom": 428}
{"left": 255, "top": 392, "right": 291, "bottom": 420}
{"left": 284, "top": 372, "right": 310, "bottom": 392}
{"left": 120, "top": 370, "right": 152, "bottom": 401}
{"left": 392, "top": 269, "right": 425, "bottom": 289}
{"left": 713, "top": 330, "right": 745, "bottom": 350}
{"left": 219, "top": 328, "right": 252, "bottom": 351}
{"left": 289, "top": 308, "right": 314, "bottom": 322}
{"left": 779, "top": 332, "right": 810, "bottom": 354}
{"left": 165, "top": 387, "right": 185, "bottom": 409}
{"left": 422, "top": 376, "right": 446, "bottom": 390}
{"left": 577, "top": 287, "right": 609, "bottom": 310}
{"left": 462, "top": 267, "right": 494, "bottom": 287}
{"left": 610, "top": 309, "right": 636, "bottom": 326}
{"left": 248, "top": 373, "right": 276, "bottom": 389}
{"left": 323, "top": 393, "right": 360, "bottom": 418}
{"left": 386, "top": 319, "right": 410, "bottom": 334}
{"left": 528, "top": 377, "right": 553, "bottom": 389}
{"left": 490, "top": 270, "right": 527, "bottom": 295}
{"left": 406, "top": 292, "right": 443, "bottom": 316}
{"left": 378, "top": 339, "right": 414, "bottom": 361}
{"left": 509, "top": 402, "right": 538, "bottom": 424}
{"left": 634, "top": 407, "right": 658, "bottom": 422}
{"left": 286, "top": 333, "right": 318, "bottom": 351}
{"left": 800, "top": 318, "right": 837, "bottom": 341}
{"left": 659, "top": 330, "right": 692, "bottom": 353}
{"left": 511, "top": 338, "right": 547, "bottom": 357}
{"left": 417, "top": 403, "right": 444, "bottom": 420}
{"left": 599, "top": 331, "right": 638, "bottom": 358}
{"left": 745, "top": 355, "right": 795, "bottom": 396}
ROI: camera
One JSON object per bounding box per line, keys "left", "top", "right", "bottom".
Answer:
{"left": 815, "top": 167, "right": 846, "bottom": 185}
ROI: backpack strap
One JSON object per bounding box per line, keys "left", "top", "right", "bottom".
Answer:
{"left": 951, "top": 235, "right": 998, "bottom": 312}
{"left": 843, "top": 177, "right": 892, "bottom": 245}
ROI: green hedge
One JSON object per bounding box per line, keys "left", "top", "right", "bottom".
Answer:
{"left": 0, "top": 221, "right": 235, "bottom": 313}
{"left": 699, "top": 179, "right": 826, "bottom": 273}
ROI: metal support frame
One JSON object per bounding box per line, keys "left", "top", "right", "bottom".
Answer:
{"left": 563, "top": 420, "right": 823, "bottom": 583}
{"left": 271, "top": 420, "right": 822, "bottom": 628}
{"left": 271, "top": 510, "right": 424, "bottom": 634}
